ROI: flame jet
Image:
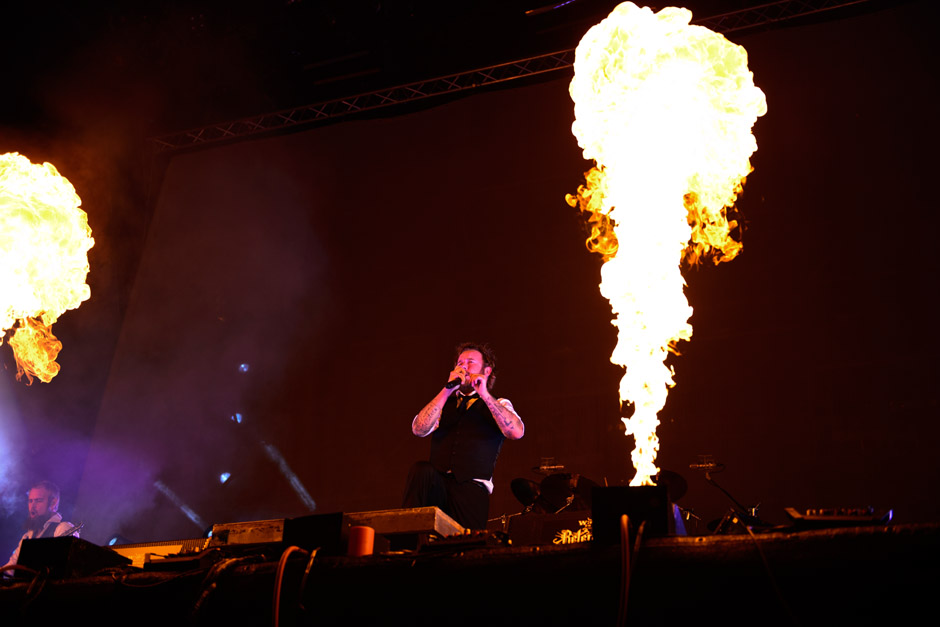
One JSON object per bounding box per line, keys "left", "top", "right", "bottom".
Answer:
{"left": 566, "top": 3, "right": 766, "bottom": 485}
{"left": 0, "top": 153, "right": 94, "bottom": 383}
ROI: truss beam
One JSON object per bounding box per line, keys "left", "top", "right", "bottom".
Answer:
{"left": 152, "top": 0, "right": 871, "bottom": 152}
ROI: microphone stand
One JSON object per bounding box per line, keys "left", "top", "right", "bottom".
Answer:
{"left": 691, "top": 459, "right": 769, "bottom": 532}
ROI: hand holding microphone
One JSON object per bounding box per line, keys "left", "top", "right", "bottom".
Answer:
{"left": 445, "top": 367, "right": 467, "bottom": 390}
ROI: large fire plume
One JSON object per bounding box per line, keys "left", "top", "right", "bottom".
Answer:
{"left": 0, "top": 152, "right": 94, "bottom": 383}
{"left": 566, "top": 3, "right": 766, "bottom": 485}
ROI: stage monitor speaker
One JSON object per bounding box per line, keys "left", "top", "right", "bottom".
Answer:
{"left": 208, "top": 512, "right": 344, "bottom": 555}
{"left": 591, "top": 485, "right": 669, "bottom": 544}
{"left": 17, "top": 536, "right": 130, "bottom": 579}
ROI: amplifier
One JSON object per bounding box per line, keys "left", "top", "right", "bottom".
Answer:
{"left": 209, "top": 512, "right": 344, "bottom": 554}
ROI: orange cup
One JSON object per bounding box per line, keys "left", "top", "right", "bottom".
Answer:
{"left": 348, "top": 525, "right": 375, "bottom": 556}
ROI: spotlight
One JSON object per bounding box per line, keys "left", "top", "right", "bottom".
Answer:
{"left": 108, "top": 534, "right": 132, "bottom": 546}
{"left": 238, "top": 363, "right": 250, "bottom": 373}
{"left": 230, "top": 412, "right": 243, "bottom": 424}
{"left": 219, "top": 472, "right": 232, "bottom": 484}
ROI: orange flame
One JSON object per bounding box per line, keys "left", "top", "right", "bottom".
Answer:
{"left": 0, "top": 153, "right": 94, "bottom": 383}
{"left": 567, "top": 3, "right": 766, "bottom": 485}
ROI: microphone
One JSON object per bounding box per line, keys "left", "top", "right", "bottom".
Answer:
{"left": 689, "top": 462, "right": 723, "bottom": 472}
{"left": 445, "top": 368, "right": 467, "bottom": 389}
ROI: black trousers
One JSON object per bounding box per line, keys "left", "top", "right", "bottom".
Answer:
{"left": 402, "top": 461, "right": 489, "bottom": 530}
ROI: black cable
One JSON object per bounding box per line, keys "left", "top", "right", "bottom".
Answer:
{"left": 617, "top": 514, "right": 630, "bottom": 627}
{"left": 273, "top": 546, "right": 309, "bottom": 627}
{"left": 191, "top": 555, "right": 259, "bottom": 621}
{"left": 744, "top": 525, "right": 799, "bottom": 625}
{"left": 297, "top": 548, "right": 319, "bottom": 612}
{"left": 20, "top": 567, "right": 49, "bottom": 616}
{"left": 632, "top": 520, "right": 646, "bottom": 574}
{"left": 0, "top": 563, "right": 39, "bottom": 578}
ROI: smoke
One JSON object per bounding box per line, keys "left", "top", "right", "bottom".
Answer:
{"left": 73, "top": 437, "right": 159, "bottom": 545}
{"left": 0, "top": 393, "right": 96, "bottom": 556}
{"left": 0, "top": 376, "right": 26, "bottom": 518}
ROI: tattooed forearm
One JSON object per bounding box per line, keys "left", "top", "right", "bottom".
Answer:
{"left": 412, "top": 389, "right": 452, "bottom": 436}
{"left": 413, "top": 406, "right": 441, "bottom": 436}
{"left": 484, "top": 397, "right": 525, "bottom": 440}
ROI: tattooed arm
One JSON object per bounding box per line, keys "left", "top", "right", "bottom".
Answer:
{"left": 481, "top": 394, "right": 525, "bottom": 440}
{"left": 469, "top": 370, "right": 524, "bottom": 440}
{"left": 413, "top": 366, "right": 466, "bottom": 436}
{"left": 412, "top": 386, "right": 457, "bottom": 437}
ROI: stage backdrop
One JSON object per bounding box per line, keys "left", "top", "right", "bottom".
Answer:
{"left": 71, "top": 3, "right": 939, "bottom": 544}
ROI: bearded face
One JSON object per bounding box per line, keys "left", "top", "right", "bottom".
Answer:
{"left": 25, "top": 487, "right": 57, "bottom": 532}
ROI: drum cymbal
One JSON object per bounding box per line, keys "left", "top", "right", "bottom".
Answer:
{"left": 656, "top": 469, "right": 688, "bottom": 502}
{"left": 535, "top": 473, "right": 574, "bottom": 513}
{"left": 510, "top": 478, "right": 540, "bottom": 508}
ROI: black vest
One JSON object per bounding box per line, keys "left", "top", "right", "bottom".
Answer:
{"left": 429, "top": 393, "right": 505, "bottom": 482}
{"left": 36, "top": 517, "right": 61, "bottom": 538}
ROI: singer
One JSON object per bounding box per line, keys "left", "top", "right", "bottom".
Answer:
{"left": 403, "top": 342, "right": 524, "bottom": 529}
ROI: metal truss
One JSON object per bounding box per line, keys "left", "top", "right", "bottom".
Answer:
{"left": 151, "top": 0, "right": 870, "bottom": 152}
{"left": 150, "top": 50, "right": 574, "bottom": 152}
{"left": 694, "top": 0, "right": 870, "bottom": 33}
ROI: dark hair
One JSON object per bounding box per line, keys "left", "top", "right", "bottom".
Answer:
{"left": 29, "top": 480, "right": 60, "bottom": 507}
{"left": 454, "top": 342, "right": 497, "bottom": 392}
